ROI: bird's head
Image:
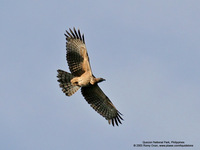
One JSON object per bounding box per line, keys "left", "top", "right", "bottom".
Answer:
{"left": 96, "top": 78, "right": 106, "bottom": 83}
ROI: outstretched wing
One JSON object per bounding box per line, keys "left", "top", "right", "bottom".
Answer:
{"left": 81, "top": 84, "right": 123, "bottom": 126}
{"left": 65, "top": 28, "right": 92, "bottom": 77}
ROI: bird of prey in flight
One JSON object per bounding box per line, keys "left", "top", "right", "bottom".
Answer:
{"left": 57, "top": 28, "right": 123, "bottom": 126}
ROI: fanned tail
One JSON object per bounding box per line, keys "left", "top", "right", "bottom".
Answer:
{"left": 57, "top": 70, "right": 80, "bottom": 96}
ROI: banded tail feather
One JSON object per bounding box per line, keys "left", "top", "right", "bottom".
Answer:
{"left": 57, "top": 70, "right": 80, "bottom": 96}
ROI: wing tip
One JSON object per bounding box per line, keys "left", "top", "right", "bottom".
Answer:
{"left": 65, "top": 27, "right": 85, "bottom": 43}
{"left": 108, "top": 111, "right": 124, "bottom": 127}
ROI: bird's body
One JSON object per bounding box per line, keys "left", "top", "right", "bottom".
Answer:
{"left": 71, "top": 72, "right": 91, "bottom": 86}
{"left": 57, "top": 28, "right": 123, "bottom": 126}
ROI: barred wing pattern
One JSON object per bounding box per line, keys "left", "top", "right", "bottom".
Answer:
{"left": 65, "top": 28, "right": 90, "bottom": 76}
{"left": 81, "top": 84, "right": 123, "bottom": 126}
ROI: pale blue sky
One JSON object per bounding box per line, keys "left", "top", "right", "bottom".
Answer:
{"left": 1, "top": 0, "right": 200, "bottom": 149}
